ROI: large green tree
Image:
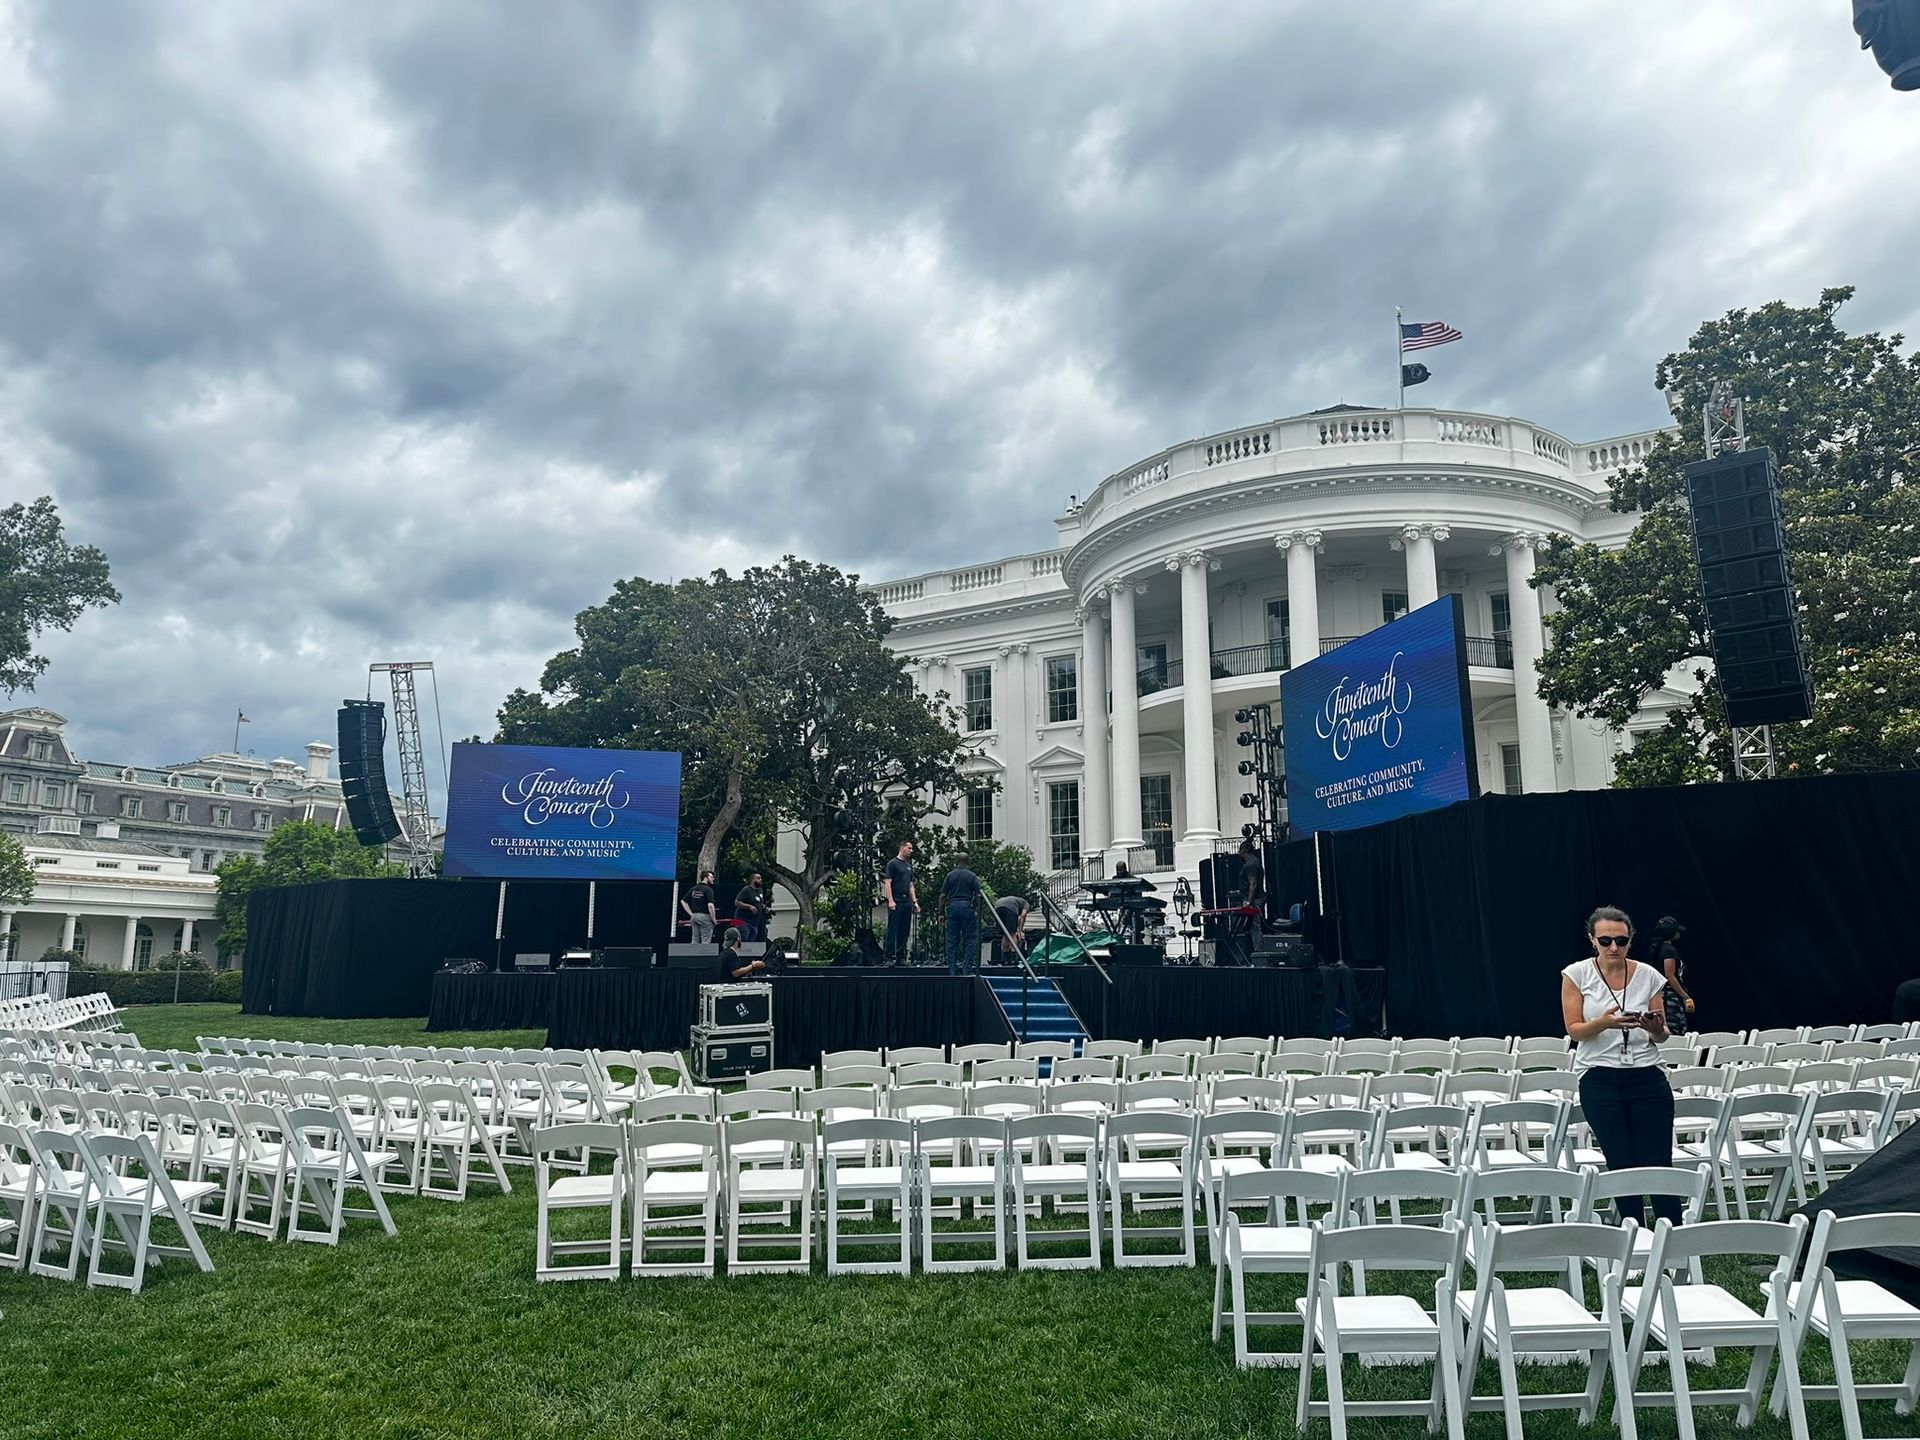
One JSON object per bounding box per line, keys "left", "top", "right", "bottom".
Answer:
{"left": 499, "top": 558, "right": 978, "bottom": 927}
{"left": 0, "top": 496, "right": 120, "bottom": 694}
{"left": 1536, "top": 288, "right": 1920, "bottom": 783}
{"left": 214, "top": 820, "right": 404, "bottom": 962}
{"left": 0, "top": 832, "right": 33, "bottom": 914}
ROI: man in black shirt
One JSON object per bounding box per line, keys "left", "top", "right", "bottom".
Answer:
{"left": 883, "top": 841, "right": 919, "bottom": 964}
{"left": 941, "top": 856, "right": 983, "bottom": 975}
{"left": 682, "top": 870, "right": 719, "bottom": 945}
{"left": 1237, "top": 839, "right": 1265, "bottom": 912}
{"left": 991, "top": 893, "right": 1029, "bottom": 963}
{"left": 718, "top": 927, "right": 766, "bottom": 981}
{"left": 733, "top": 872, "right": 769, "bottom": 942}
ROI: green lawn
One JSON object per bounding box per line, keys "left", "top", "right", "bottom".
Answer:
{"left": 2, "top": 1004, "right": 1912, "bottom": 1439}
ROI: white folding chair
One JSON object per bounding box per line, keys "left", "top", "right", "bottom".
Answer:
{"left": 1103, "top": 1109, "right": 1195, "bottom": 1267}
{"left": 1625, "top": 1215, "right": 1811, "bottom": 1440}
{"left": 1374, "top": 1103, "right": 1470, "bottom": 1174}
{"left": 1008, "top": 1112, "right": 1099, "bottom": 1270}
{"left": 1464, "top": 1098, "right": 1568, "bottom": 1173}
{"left": 744, "top": 1067, "right": 817, "bottom": 1094}
{"left": 1050, "top": 1057, "right": 1118, "bottom": 1083}
{"left": 1123, "top": 1053, "right": 1190, "bottom": 1081}
{"left": 1082, "top": 1039, "right": 1142, "bottom": 1063}
{"left": 1714, "top": 1090, "right": 1815, "bottom": 1220}
{"left": 952, "top": 1042, "right": 1013, "bottom": 1075}
{"left": 1777, "top": 1209, "right": 1920, "bottom": 1439}
{"left": 74, "top": 1131, "right": 217, "bottom": 1292}
{"left": 1282, "top": 1107, "right": 1381, "bottom": 1177}
{"left": 1195, "top": 1108, "right": 1289, "bottom": 1261}
{"left": 1213, "top": 1036, "right": 1273, "bottom": 1060}
{"left": 1294, "top": 1220, "right": 1468, "bottom": 1440}
{"left": 915, "top": 1115, "right": 1007, "bottom": 1273}
{"left": 723, "top": 1116, "right": 815, "bottom": 1275}
{"left": 418, "top": 1080, "right": 514, "bottom": 1201}
{"left": 971, "top": 1057, "right": 1040, "bottom": 1084}
{"left": 886, "top": 1045, "right": 946, "bottom": 1068}
{"left": 1453, "top": 1219, "right": 1640, "bottom": 1440}
{"left": 1577, "top": 1164, "right": 1710, "bottom": 1276}
{"left": 627, "top": 1118, "right": 722, "bottom": 1278}
{"left": 1341, "top": 1163, "right": 1463, "bottom": 1232}
{"left": 1215, "top": 1165, "right": 1343, "bottom": 1367}
{"left": 1799, "top": 1089, "right": 1898, "bottom": 1193}
{"left": 282, "top": 1106, "right": 399, "bottom": 1245}
{"left": 532, "top": 1121, "right": 624, "bottom": 1281}
{"left": 822, "top": 1116, "right": 912, "bottom": 1276}
{"left": 24, "top": 1127, "right": 93, "bottom": 1281}
{"left": 821, "top": 1048, "right": 885, "bottom": 1073}
{"left": 1391, "top": 1039, "right": 1456, "bottom": 1073}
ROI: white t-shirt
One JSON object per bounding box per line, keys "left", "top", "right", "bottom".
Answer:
{"left": 1563, "top": 958, "right": 1667, "bottom": 1071}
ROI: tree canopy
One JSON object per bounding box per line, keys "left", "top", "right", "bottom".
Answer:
{"left": 498, "top": 558, "right": 978, "bottom": 926}
{"left": 1536, "top": 287, "right": 1920, "bottom": 784}
{"left": 214, "top": 820, "right": 404, "bottom": 961}
{"left": 0, "top": 832, "right": 33, "bottom": 912}
{"left": 0, "top": 496, "right": 120, "bottom": 695}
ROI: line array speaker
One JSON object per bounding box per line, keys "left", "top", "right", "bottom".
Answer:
{"left": 1683, "top": 447, "right": 1813, "bottom": 728}
{"left": 336, "top": 700, "right": 403, "bottom": 846}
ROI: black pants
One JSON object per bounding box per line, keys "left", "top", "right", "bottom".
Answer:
{"left": 1579, "top": 1065, "right": 1684, "bottom": 1226}
{"left": 883, "top": 903, "right": 913, "bottom": 961}
{"left": 946, "top": 902, "right": 979, "bottom": 975}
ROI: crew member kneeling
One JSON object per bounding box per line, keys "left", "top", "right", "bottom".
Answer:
{"left": 719, "top": 927, "right": 766, "bottom": 981}
{"left": 1562, "top": 904, "right": 1681, "bottom": 1226}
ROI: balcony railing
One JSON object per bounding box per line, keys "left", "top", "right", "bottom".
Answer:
{"left": 1318, "top": 634, "right": 1514, "bottom": 668}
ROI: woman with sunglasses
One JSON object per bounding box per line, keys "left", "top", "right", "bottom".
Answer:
{"left": 1560, "top": 904, "right": 1683, "bottom": 1225}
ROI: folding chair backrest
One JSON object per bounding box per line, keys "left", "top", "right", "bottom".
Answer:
{"left": 1051, "top": 1057, "right": 1118, "bottom": 1082}
{"left": 1289, "top": 1074, "right": 1370, "bottom": 1109}
{"left": 1308, "top": 1217, "right": 1463, "bottom": 1274}
{"left": 1512, "top": 1071, "right": 1577, "bottom": 1101}
{"left": 886, "top": 1046, "right": 946, "bottom": 1067}
{"left": 720, "top": 1090, "right": 795, "bottom": 1120}
{"left": 1749, "top": 1028, "right": 1800, "bottom": 1047}
{"left": 886, "top": 1084, "right": 965, "bottom": 1117}
{"left": 1008, "top": 1111, "right": 1098, "bottom": 1147}
{"left": 972, "top": 1057, "right": 1041, "bottom": 1083}
{"left": 627, "top": 1118, "right": 720, "bottom": 1166}
{"left": 1806, "top": 1208, "right": 1920, "bottom": 1268}
{"left": 1152, "top": 1038, "right": 1211, "bottom": 1060}
{"left": 632, "top": 1051, "right": 694, "bottom": 1092}
{"left": 1198, "top": 1108, "right": 1287, "bottom": 1150}
{"left": 798, "top": 1087, "right": 879, "bottom": 1121}
{"left": 1124, "top": 1054, "right": 1190, "bottom": 1080}
{"left": 1391, "top": 1041, "right": 1455, "bottom": 1073}
{"left": 1343, "top": 1164, "right": 1465, "bottom": 1219}
{"left": 1221, "top": 1163, "right": 1342, "bottom": 1211}
{"left": 1209, "top": 1076, "right": 1288, "bottom": 1111}
{"left": 725, "top": 1115, "right": 815, "bottom": 1164}
{"left": 822, "top": 1115, "right": 910, "bottom": 1153}
{"left": 1014, "top": 1040, "right": 1076, "bottom": 1062}
{"left": 1196, "top": 1052, "right": 1259, "bottom": 1079}
{"left": 1286, "top": 1107, "right": 1381, "bottom": 1154}
{"left": 1459, "top": 1164, "right": 1588, "bottom": 1223}
{"left": 745, "top": 1067, "right": 816, "bottom": 1092}
{"left": 822, "top": 1064, "right": 891, "bottom": 1090}
{"left": 1212, "top": 1037, "right": 1272, "bottom": 1058}
{"left": 951, "top": 1042, "right": 1012, "bottom": 1068}
{"left": 1827, "top": 1041, "right": 1884, "bottom": 1064}
{"left": 1044, "top": 1081, "right": 1118, "bottom": 1113}
{"left": 1789, "top": 1061, "right": 1855, "bottom": 1093}
{"left": 1474, "top": 1217, "right": 1635, "bottom": 1273}
{"left": 1711, "top": 1043, "right": 1771, "bottom": 1068}
{"left": 1853, "top": 1056, "right": 1919, "bottom": 1090}
{"left": 917, "top": 1114, "right": 1008, "bottom": 1150}
{"left": 1804, "top": 1025, "right": 1854, "bottom": 1045}
{"left": 895, "top": 1062, "right": 964, "bottom": 1087}
{"left": 822, "top": 1048, "right": 884, "bottom": 1071}
{"left": 1643, "top": 1213, "right": 1807, "bottom": 1278}
{"left": 1121, "top": 1077, "right": 1195, "bottom": 1110}
{"left": 630, "top": 1091, "right": 716, "bottom": 1122}
{"left": 968, "top": 1083, "right": 1044, "bottom": 1116}
{"left": 1667, "top": 1065, "right": 1727, "bottom": 1095}
{"left": 535, "top": 1120, "right": 625, "bottom": 1163}
{"left": 1581, "top": 1163, "right": 1709, "bottom": 1221}
{"left": 1106, "top": 1109, "right": 1196, "bottom": 1146}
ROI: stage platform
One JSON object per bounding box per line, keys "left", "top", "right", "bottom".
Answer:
{"left": 428, "top": 964, "right": 1386, "bottom": 1064}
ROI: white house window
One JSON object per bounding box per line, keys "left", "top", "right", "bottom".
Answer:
{"left": 71, "top": 920, "right": 88, "bottom": 959}
{"left": 965, "top": 788, "right": 994, "bottom": 843}
{"left": 32, "top": 855, "right": 57, "bottom": 866}
{"left": 215, "top": 806, "right": 232, "bottom": 826}
{"left": 1044, "top": 655, "right": 1078, "bottom": 724}
{"left": 4, "top": 778, "right": 24, "bottom": 804}
{"left": 1265, "top": 598, "right": 1291, "bottom": 669}
{"left": 77, "top": 791, "right": 94, "bottom": 814}
{"left": 136, "top": 863, "right": 160, "bottom": 872}
{"left": 1046, "top": 780, "right": 1080, "bottom": 872}
{"left": 95, "top": 860, "right": 120, "bottom": 869}
{"left": 1140, "top": 775, "right": 1174, "bottom": 870}
{"left": 1136, "top": 642, "right": 1169, "bottom": 694}
{"left": 1382, "top": 590, "right": 1410, "bottom": 626}
{"left": 168, "top": 800, "right": 189, "bottom": 822}
{"left": 134, "top": 922, "right": 154, "bottom": 969}
{"left": 43, "top": 781, "right": 64, "bottom": 807}
{"left": 963, "top": 666, "right": 993, "bottom": 733}
{"left": 1501, "top": 742, "right": 1523, "bottom": 796}
{"left": 1490, "top": 591, "right": 1511, "bottom": 643}
{"left": 254, "top": 811, "right": 271, "bottom": 832}
{"left": 201, "top": 851, "right": 216, "bottom": 871}
{"left": 27, "top": 738, "right": 51, "bottom": 761}
{"left": 120, "top": 795, "right": 142, "bottom": 818}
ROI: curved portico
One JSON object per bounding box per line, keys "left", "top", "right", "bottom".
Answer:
{"left": 873, "top": 405, "right": 1675, "bottom": 884}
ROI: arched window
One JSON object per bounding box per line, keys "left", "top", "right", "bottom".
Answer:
{"left": 171, "top": 922, "right": 203, "bottom": 956}
{"left": 134, "top": 921, "right": 154, "bottom": 969}
{"left": 71, "top": 920, "right": 88, "bottom": 959}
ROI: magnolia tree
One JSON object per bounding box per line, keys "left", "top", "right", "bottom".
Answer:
{"left": 1536, "top": 288, "right": 1920, "bottom": 784}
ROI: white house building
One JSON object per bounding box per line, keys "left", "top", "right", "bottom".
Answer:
{"left": 870, "top": 404, "right": 1685, "bottom": 885}
{"left": 2, "top": 819, "right": 218, "bottom": 972}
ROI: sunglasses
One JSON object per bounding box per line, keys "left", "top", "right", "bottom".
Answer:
{"left": 1594, "top": 935, "right": 1631, "bottom": 948}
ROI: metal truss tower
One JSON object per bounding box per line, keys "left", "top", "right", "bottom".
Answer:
{"left": 370, "top": 661, "right": 437, "bottom": 874}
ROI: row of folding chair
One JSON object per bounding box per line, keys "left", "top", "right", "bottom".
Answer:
{"left": 0, "top": 994, "right": 122, "bottom": 1034}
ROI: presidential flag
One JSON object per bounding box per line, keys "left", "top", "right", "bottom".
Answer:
{"left": 1399, "top": 321, "right": 1463, "bottom": 352}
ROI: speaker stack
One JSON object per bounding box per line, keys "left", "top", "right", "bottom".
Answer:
{"left": 1682, "top": 448, "right": 1813, "bottom": 728}
{"left": 336, "top": 700, "right": 404, "bottom": 846}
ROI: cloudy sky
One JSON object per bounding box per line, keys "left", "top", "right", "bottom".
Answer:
{"left": 3, "top": 1, "right": 1916, "bottom": 796}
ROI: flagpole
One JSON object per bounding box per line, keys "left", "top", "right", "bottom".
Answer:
{"left": 1395, "top": 306, "right": 1405, "bottom": 411}
{"left": 233, "top": 710, "right": 241, "bottom": 752}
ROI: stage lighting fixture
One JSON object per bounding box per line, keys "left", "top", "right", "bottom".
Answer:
{"left": 1239, "top": 792, "right": 1259, "bottom": 809}
{"left": 1241, "top": 823, "right": 1258, "bottom": 838}
{"left": 1234, "top": 708, "right": 1253, "bottom": 724}
{"left": 1237, "top": 731, "right": 1256, "bottom": 747}
{"left": 1237, "top": 759, "right": 1257, "bottom": 776}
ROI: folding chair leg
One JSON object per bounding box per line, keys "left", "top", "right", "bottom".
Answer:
{"left": 1491, "top": 1292, "right": 1525, "bottom": 1440}
{"left": 1606, "top": 1313, "right": 1639, "bottom": 1440}
{"left": 1898, "top": 1342, "right": 1920, "bottom": 1417}
{"left": 1435, "top": 1281, "right": 1466, "bottom": 1440}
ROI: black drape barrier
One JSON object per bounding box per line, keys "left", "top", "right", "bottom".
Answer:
{"left": 1051, "top": 967, "right": 1385, "bottom": 1043}
{"left": 427, "top": 973, "right": 557, "bottom": 1033}
{"left": 243, "top": 878, "right": 672, "bottom": 1018}
{"left": 1269, "top": 772, "right": 1920, "bottom": 1040}
{"left": 542, "top": 969, "right": 1002, "bottom": 1063}
{"left": 1797, "top": 1123, "right": 1920, "bottom": 1307}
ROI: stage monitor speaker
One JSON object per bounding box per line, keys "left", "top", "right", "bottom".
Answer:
{"left": 336, "top": 700, "right": 403, "bottom": 846}
{"left": 1107, "top": 944, "right": 1164, "bottom": 967}
{"left": 1683, "top": 447, "right": 1813, "bottom": 729}
{"left": 600, "top": 947, "right": 655, "bottom": 970}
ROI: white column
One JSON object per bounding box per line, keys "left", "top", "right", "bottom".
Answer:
{"left": 1497, "top": 533, "right": 1555, "bottom": 793}
{"left": 1078, "top": 602, "right": 1112, "bottom": 860}
{"left": 60, "top": 913, "right": 77, "bottom": 952}
{"left": 120, "top": 915, "right": 140, "bottom": 972}
{"left": 1107, "top": 579, "right": 1145, "bottom": 858}
{"left": 179, "top": 917, "right": 195, "bottom": 957}
{"left": 1170, "top": 550, "right": 1222, "bottom": 854}
{"left": 0, "top": 911, "right": 12, "bottom": 963}
{"left": 1277, "top": 529, "right": 1323, "bottom": 667}
{"left": 1396, "top": 523, "right": 1448, "bottom": 611}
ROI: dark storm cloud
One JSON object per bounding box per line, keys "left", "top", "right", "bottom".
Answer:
{"left": 0, "top": 1, "right": 1913, "bottom": 779}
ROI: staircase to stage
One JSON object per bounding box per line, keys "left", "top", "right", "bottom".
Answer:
{"left": 983, "top": 972, "right": 1087, "bottom": 1051}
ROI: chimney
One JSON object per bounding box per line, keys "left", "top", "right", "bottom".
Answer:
{"left": 306, "top": 741, "right": 333, "bottom": 782}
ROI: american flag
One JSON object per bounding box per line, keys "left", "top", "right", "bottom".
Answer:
{"left": 1400, "top": 321, "right": 1463, "bottom": 352}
